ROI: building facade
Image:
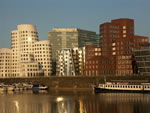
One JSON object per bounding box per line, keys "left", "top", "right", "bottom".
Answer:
{"left": 48, "top": 28, "right": 97, "bottom": 75}
{"left": 56, "top": 49, "right": 75, "bottom": 76}
{"left": 48, "top": 28, "right": 97, "bottom": 60}
{"left": 56, "top": 47, "right": 85, "bottom": 76}
{"left": 85, "top": 45, "right": 102, "bottom": 76}
{"left": 34, "top": 40, "right": 52, "bottom": 76}
{"left": 133, "top": 43, "right": 150, "bottom": 75}
{"left": 99, "top": 18, "right": 149, "bottom": 76}
{"left": 0, "top": 24, "right": 52, "bottom": 78}
{"left": 0, "top": 48, "right": 13, "bottom": 78}
{"left": 133, "top": 35, "right": 149, "bottom": 49}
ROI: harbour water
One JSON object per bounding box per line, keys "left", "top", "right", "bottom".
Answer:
{"left": 0, "top": 90, "right": 150, "bottom": 113}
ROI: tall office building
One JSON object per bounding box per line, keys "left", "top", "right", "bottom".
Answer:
{"left": 99, "top": 18, "right": 149, "bottom": 76}
{"left": 48, "top": 28, "right": 97, "bottom": 60}
{"left": 0, "top": 24, "right": 52, "bottom": 78}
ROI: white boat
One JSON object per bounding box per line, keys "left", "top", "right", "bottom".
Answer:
{"left": 6, "top": 85, "right": 14, "bottom": 91}
{"left": 22, "top": 83, "right": 33, "bottom": 90}
{"left": 32, "top": 84, "right": 48, "bottom": 90}
{"left": 94, "top": 82, "right": 150, "bottom": 93}
{"left": 13, "top": 83, "right": 24, "bottom": 91}
{"left": 0, "top": 87, "right": 7, "bottom": 92}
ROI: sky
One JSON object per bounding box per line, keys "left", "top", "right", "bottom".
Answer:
{"left": 0, "top": 0, "right": 150, "bottom": 48}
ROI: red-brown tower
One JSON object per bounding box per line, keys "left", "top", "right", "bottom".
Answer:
{"left": 99, "top": 18, "right": 148, "bottom": 76}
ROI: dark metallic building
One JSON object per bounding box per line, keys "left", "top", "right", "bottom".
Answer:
{"left": 133, "top": 43, "right": 150, "bottom": 75}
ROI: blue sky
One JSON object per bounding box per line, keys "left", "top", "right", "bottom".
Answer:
{"left": 0, "top": 0, "right": 150, "bottom": 48}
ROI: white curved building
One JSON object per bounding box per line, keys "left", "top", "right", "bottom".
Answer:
{"left": 0, "top": 24, "right": 52, "bottom": 78}
{"left": 34, "top": 40, "right": 52, "bottom": 76}
{"left": 11, "top": 24, "right": 40, "bottom": 77}
{"left": 10, "top": 24, "right": 52, "bottom": 77}
{"left": 0, "top": 48, "right": 13, "bottom": 78}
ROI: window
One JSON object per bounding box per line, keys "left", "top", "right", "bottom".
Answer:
{"left": 112, "top": 47, "right": 116, "bottom": 51}
{"left": 123, "top": 35, "right": 126, "bottom": 37}
{"left": 112, "top": 52, "right": 116, "bottom": 55}
{"left": 123, "top": 30, "right": 126, "bottom": 33}
{"left": 112, "top": 43, "right": 116, "bottom": 46}
{"left": 123, "top": 26, "right": 126, "bottom": 29}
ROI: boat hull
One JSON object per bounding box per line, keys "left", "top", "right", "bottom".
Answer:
{"left": 0, "top": 88, "right": 7, "bottom": 92}
{"left": 32, "top": 87, "right": 48, "bottom": 91}
{"left": 94, "top": 86, "right": 150, "bottom": 93}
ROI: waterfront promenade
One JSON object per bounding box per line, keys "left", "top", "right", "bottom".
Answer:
{"left": 0, "top": 75, "right": 150, "bottom": 90}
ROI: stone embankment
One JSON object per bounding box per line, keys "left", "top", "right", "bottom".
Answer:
{"left": 0, "top": 75, "right": 150, "bottom": 90}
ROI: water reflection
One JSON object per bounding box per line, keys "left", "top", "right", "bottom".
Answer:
{"left": 79, "top": 93, "right": 150, "bottom": 113}
{"left": 0, "top": 91, "right": 150, "bottom": 113}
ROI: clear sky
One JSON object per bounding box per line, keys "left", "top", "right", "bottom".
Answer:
{"left": 0, "top": 0, "right": 150, "bottom": 48}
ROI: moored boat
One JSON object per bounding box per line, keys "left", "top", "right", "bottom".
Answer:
{"left": 22, "top": 83, "right": 33, "bottom": 90}
{"left": 0, "top": 87, "right": 7, "bottom": 92}
{"left": 1, "top": 85, "right": 14, "bottom": 91}
{"left": 94, "top": 82, "right": 150, "bottom": 93}
{"left": 0, "top": 83, "right": 48, "bottom": 92}
{"left": 6, "top": 85, "right": 14, "bottom": 91}
{"left": 32, "top": 84, "right": 48, "bottom": 90}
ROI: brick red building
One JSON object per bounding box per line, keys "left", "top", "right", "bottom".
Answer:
{"left": 85, "top": 45, "right": 102, "bottom": 76}
{"left": 99, "top": 18, "right": 149, "bottom": 76}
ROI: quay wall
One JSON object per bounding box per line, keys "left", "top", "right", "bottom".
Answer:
{"left": 1, "top": 75, "right": 150, "bottom": 90}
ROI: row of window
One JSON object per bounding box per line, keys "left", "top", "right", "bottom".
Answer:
{"left": 116, "top": 70, "right": 132, "bottom": 75}
{"left": 102, "top": 70, "right": 116, "bottom": 75}
{"left": 104, "top": 84, "right": 150, "bottom": 89}
{"left": 35, "top": 55, "right": 50, "bottom": 58}
{"left": 106, "top": 51, "right": 132, "bottom": 55}
{"left": 35, "top": 48, "right": 50, "bottom": 51}
{"left": 0, "top": 70, "right": 12, "bottom": 72}
{"left": 35, "top": 44, "right": 50, "bottom": 47}
{"left": 0, "top": 67, "right": 12, "bottom": 69}
{"left": 27, "top": 73, "right": 40, "bottom": 77}
{"left": 117, "top": 65, "right": 132, "bottom": 69}
{"left": 85, "top": 70, "right": 99, "bottom": 76}
{"left": 0, "top": 74, "right": 15, "bottom": 77}
{"left": 0, "top": 63, "right": 11, "bottom": 65}
{"left": 102, "top": 43, "right": 132, "bottom": 47}
{"left": 0, "top": 53, "right": 12, "bottom": 55}
{"left": 109, "top": 30, "right": 120, "bottom": 33}
{"left": 118, "top": 60, "right": 132, "bottom": 64}
{"left": 101, "top": 25, "right": 120, "bottom": 30}
{"left": 27, "top": 69, "right": 39, "bottom": 71}
{"left": 20, "top": 35, "right": 38, "bottom": 37}
{"left": 86, "top": 60, "right": 99, "bottom": 64}
{"left": 0, "top": 60, "right": 12, "bottom": 62}
{"left": 86, "top": 65, "right": 99, "bottom": 69}
{"left": 19, "top": 31, "right": 38, "bottom": 34}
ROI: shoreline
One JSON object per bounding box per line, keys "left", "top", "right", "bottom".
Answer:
{"left": 1, "top": 75, "right": 150, "bottom": 89}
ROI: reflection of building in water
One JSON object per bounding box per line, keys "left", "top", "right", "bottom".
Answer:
{"left": 0, "top": 95, "right": 52, "bottom": 113}
{"left": 1, "top": 93, "right": 150, "bottom": 113}
{"left": 56, "top": 97, "right": 75, "bottom": 113}
{"left": 78, "top": 93, "right": 150, "bottom": 113}
{"left": 79, "top": 99, "right": 109, "bottom": 113}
